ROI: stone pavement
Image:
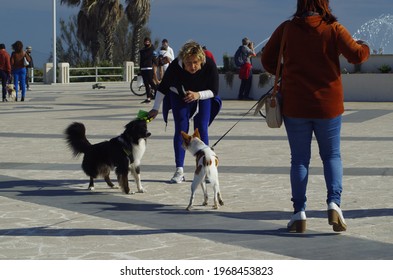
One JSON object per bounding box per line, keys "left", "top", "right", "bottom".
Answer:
{"left": 0, "top": 82, "right": 392, "bottom": 260}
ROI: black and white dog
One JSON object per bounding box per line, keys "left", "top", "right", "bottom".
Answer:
{"left": 65, "top": 119, "right": 150, "bottom": 194}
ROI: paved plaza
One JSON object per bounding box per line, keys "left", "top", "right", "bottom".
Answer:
{"left": 0, "top": 82, "right": 392, "bottom": 260}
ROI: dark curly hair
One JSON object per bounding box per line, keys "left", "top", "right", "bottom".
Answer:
{"left": 11, "top": 40, "right": 24, "bottom": 53}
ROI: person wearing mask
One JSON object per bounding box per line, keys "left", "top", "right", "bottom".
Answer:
{"left": 148, "top": 41, "right": 221, "bottom": 183}
{"left": 262, "top": 0, "right": 370, "bottom": 233}
{"left": 0, "top": 43, "right": 11, "bottom": 102}
{"left": 139, "top": 37, "right": 157, "bottom": 104}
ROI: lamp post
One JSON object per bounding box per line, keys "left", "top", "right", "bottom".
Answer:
{"left": 53, "top": 0, "right": 57, "bottom": 84}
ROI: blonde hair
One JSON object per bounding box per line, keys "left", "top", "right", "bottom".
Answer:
{"left": 178, "top": 41, "right": 206, "bottom": 64}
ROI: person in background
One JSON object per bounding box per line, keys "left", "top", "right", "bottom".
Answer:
{"left": 0, "top": 44, "right": 11, "bottom": 102}
{"left": 237, "top": 37, "right": 256, "bottom": 100}
{"left": 160, "top": 39, "right": 175, "bottom": 64}
{"left": 202, "top": 46, "right": 216, "bottom": 64}
{"left": 147, "top": 41, "right": 221, "bottom": 184}
{"left": 25, "top": 46, "right": 34, "bottom": 91}
{"left": 139, "top": 37, "right": 157, "bottom": 104}
{"left": 10, "top": 40, "right": 31, "bottom": 102}
{"left": 157, "top": 40, "right": 175, "bottom": 81}
{"left": 262, "top": 0, "right": 370, "bottom": 233}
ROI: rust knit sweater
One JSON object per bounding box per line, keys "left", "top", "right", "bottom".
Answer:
{"left": 262, "top": 16, "right": 370, "bottom": 118}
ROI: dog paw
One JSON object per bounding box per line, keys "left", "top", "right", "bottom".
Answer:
{"left": 136, "top": 188, "right": 145, "bottom": 193}
{"left": 212, "top": 205, "right": 219, "bottom": 210}
{"left": 186, "top": 205, "right": 192, "bottom": 211}
{"left": 202, "top": 202, "right": 208, "bottom": 206}
{"left": 88, "top": 187, "right": 95, "bottom": 191}
{"left": 110, "top": 185, "right": 119, "bottom": 189}
{"left": 219, "top": 200, "right": 224, "bottom": 206}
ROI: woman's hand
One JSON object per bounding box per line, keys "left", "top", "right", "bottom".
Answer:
{"left": 148, "top": 109, "right": 159, "bottom": 120}
{"left": 183, "top": 91, "right": 200, "bottom": 103}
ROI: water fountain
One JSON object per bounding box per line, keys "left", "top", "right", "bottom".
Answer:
{"left": 352, "top": 14, "right": 393, "bottom": 54}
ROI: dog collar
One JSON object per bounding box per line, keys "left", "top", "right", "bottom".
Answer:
{"left": 117, "top": 136, "right": 132, "bottom": 157}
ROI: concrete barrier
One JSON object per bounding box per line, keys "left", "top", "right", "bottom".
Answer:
{"left": 218, "top": 73, "right": 393, "bottom": 102}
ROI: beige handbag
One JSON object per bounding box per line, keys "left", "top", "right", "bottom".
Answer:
{"left": 255, "top": 24, "right": 288, "bottom": 128}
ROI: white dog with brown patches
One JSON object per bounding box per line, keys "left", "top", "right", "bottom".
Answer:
{"left": 181, "top": 128, "right": 224, "bottom": 211}
{"left": 6, "top": 84, "right": 16, "bottom": 102}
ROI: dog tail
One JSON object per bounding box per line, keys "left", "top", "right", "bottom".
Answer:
{"left": 64, "top": 122, "right": 91, "bottom": 156}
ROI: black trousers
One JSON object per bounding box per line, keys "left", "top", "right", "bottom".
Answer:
{"left": 141, "top": 69, "right": 156, "bottom": 99}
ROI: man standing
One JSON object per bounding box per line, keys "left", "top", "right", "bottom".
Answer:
{"left": 161, "top": 39, "right": 174, "bottom": 64}
{"left": 237, "top": 37, "right": 256, "bottom": 100}
{"left": 139, "top": 37, "right": 157, "bottom": 104}
{"left": 25, "top": 46, "right": 34, "bottom": 91}
{"left": 0, "top": 43, "right": 11, "bottom": 102}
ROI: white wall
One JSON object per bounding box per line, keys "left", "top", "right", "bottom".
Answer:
{"left": 218, "top": 73, "right": 393, "bottom": 102}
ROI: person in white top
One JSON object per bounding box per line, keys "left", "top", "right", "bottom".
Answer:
{"left": 156, "top": 39, "right": 175, "bottom": 81}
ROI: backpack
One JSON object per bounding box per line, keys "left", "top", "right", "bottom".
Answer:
{"left": 234, "top": 46, "right": 246, "bottom": 67}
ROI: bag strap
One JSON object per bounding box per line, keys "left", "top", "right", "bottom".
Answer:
{"left": 254, "top": 23, "right": 288, "bottom": 115}
{"left": 272, "top": 23, "right": 289, "bottom": 99}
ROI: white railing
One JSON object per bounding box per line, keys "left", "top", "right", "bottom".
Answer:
{"left": 69, "top": 66, "right": 123, "bottom": 82}
{"left": 43, "top": 61, "right": 135, "bottom": 84}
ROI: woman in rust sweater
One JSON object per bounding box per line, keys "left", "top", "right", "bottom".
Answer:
{"left": 10, "top": 41, "right": 31, "bottom": 101}
{"left": 262, "top": 0, "right": 370, "bottom": 233}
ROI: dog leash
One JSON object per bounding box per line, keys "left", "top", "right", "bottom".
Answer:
{"left": 210, "top": 84, "right": 275, "bottom": 150}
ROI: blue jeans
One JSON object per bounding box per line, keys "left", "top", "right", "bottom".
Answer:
{"left": 284, "top": 115, "right": 343, "bottom": 212}
{"left": 170, "top": 92, "right": 211, "bottom": 167}
{"left": 13, "top": 67, "right": 26, "bottom": 99}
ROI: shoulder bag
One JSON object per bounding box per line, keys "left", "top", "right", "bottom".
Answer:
{"left": 255, "top": 24, "right": 288, "bottom": 128}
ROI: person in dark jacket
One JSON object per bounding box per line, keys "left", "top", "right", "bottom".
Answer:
{"left": 139, "top": 37, "right": 157, "bottom": 104}
{"left": 147, "top": 41, "right": 221, "bottom": 183}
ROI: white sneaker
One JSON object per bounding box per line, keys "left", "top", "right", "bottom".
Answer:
{"left": 328, "top": 202, "right": 347, "bottom": 232}
{"left": 170, "top": 168, "right": 185, "bottom": 184}
{"left": 287, "top": 211, "right": 306, "bottom": 233}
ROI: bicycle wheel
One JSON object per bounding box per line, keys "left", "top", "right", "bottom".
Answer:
{"left": 130, "top": 75, "right": 146, "bottom": 96}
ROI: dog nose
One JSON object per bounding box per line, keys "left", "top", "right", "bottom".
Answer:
{"left": 146, "top": 132, "right": 151, "bottom": 138}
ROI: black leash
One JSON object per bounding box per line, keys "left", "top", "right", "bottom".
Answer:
{"left": 210, "top": 85, "right": 275, "bottom": 150}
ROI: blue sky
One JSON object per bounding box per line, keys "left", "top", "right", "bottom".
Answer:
{"left": 1, "top": 0, "right": 392, "bottom": 68}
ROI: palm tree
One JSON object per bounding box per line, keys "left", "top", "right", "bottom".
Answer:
{"left": 125, "top": 0, "right": 151, "bottom": 65}
{"left": 60, "top": 0, "right": 123, "bottom": 64}
{"left": 95, "top": 0, "right": 123, "bottom": 63}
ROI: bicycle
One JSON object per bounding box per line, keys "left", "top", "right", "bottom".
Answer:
{"left": 130, "top": 75, "right": 146, "bottom": 96}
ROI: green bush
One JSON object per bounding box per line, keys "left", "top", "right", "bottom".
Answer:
{"left": 378, "top": 64, "right": 392, "bottom": 73}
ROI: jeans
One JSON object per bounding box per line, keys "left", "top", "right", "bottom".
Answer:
{"left": 170, "top": 92, "right": 211, "bottom": 167}
{"left": 284, "top": 115, "right": 343, "bottom": 212}
{"left": 13, "top": 67, "right": 26, "bottom": 99}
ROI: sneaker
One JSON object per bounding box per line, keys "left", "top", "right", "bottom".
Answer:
{"left": 328, "top": 202, "right": 347, "bottom": 232}
{"left": 141, "top": 99, "right": 151, "bottom": 104}
{"left": 287, "top": 211, "right": 306, "bottom": 233}
{"left": 170, "top": 168, "right": 185, "bottom": 184}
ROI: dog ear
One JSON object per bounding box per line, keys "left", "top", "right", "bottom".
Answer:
{"left": 181, "top": 131, "right": 191, "bottom": 144}
{"left": 193, "top": 128, "right": 201, "bottom": 139}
